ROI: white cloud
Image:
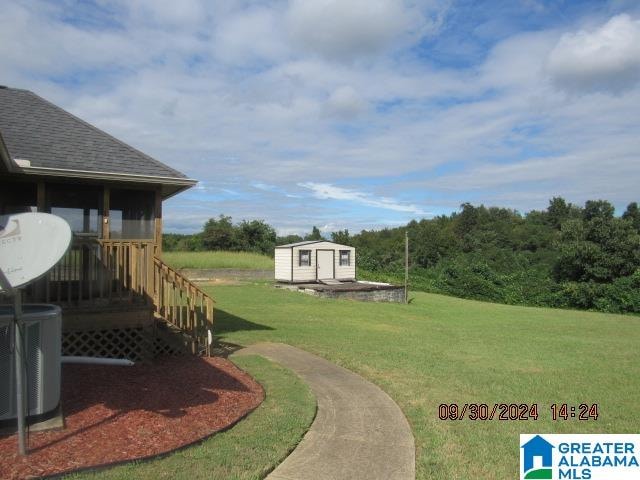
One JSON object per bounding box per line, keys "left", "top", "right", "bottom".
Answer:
{"left": 213, "top": 7, "right": 289, "bottom": 65}
{"left": 0, "top": 3, "right": 638, "bottom": 232}
{"left": 299, "top": 182, "right": 427, "bottom": 215}
{"left": 124, "top": 0, "right": 208, "bottom": 28}
{"left": 481, "top": 30, "right": 558, "bottom": 89}
{"left": 286, "top": 0, "right": 412, "bottom": 61}
{"left": 325, "top": 85, "right": 367, "bottom": 118}
{"left": 547, "top": 14, "right": 640, "bottom": 92}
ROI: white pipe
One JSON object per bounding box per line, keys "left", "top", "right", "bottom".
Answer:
{"left": 61, "top": 356, "right": 134, "bottom": 366}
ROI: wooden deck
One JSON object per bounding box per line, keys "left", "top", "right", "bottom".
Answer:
{"left": 62, "top": 303, "right": 153, "bottom": 331}
{"left": 11, "top": 237, "right": 215, "bottom": 360}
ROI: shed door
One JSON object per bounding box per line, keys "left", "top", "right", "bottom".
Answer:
{"left": 316, "top": 250, "right": 334, "bottom": 280}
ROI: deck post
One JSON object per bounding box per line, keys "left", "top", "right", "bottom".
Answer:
{"left": 34, "top": 181, "right": 47, "bottom": 300}
{"left": 152, "top": 189, "right": 162, "bottom": 309}
{"left": 154, "top": 189, "right": 162, "bottom": 256}
{"left": 102, "top": 187, "right": 110, "bottom": 240}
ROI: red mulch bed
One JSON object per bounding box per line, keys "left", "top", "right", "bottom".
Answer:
{"left": 0, "top": 356, "right": 264, "bottom": 479}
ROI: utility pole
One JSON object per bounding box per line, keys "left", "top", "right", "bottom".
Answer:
{"left": 404, "top": 230, "right": 409, "bottom": 304}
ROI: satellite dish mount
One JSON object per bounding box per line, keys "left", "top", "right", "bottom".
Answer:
{"left": 0, "top": 213, "right": 72, "bottom": 456}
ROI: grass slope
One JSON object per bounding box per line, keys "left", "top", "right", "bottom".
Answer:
{"left": 161, "top": 251, "right": 274, "bottom": 270}
{"left": 67, "top": 356, "right": 315, "bottom": 480}
{"left": 207, "top": 284, "right": 640, "bottom": 480}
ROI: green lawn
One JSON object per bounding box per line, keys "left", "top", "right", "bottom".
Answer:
{"left": 206, "top": 284, "right": 640, "bottom": 480}
{"left": 161, "top": 251, "right": 274, "bottom": 270}
{"left": 67, "top": 356, "right": 315, "bottom": 480}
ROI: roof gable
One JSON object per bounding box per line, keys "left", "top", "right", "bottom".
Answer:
{"left": 0, "top": 87, "right": 192, "bottom": 184}
{"left": 276, "top": 240, "right": 325, "bottom": 248}
{"left": 276, "top": 240, "right": 353, "bottom": 249}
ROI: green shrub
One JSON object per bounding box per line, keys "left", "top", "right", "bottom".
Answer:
{"left": 557, "top": 271, "right": 640, "bottom": 314}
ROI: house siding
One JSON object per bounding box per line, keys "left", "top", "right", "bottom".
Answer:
{"left": 274, "top": 248, "right": 292, "bottom": 281}
{"left": 292, "top": 245, "right": 317, "bottom": 281}
{"left": 335, "top": 248, "right": 356, "bottom": 280}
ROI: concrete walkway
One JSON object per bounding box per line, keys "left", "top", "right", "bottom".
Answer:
{"left": 234, "top": 343, "right": 415, "bottom": 480}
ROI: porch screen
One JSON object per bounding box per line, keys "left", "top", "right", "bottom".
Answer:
{"left": 110, "top": 189, "right": 154, "bottom": 239}
{"left": 0, "top": 180, "right": 37, "bottom": 215}
{"left": 47, "top": 184, "right": 101, "bottom": 234}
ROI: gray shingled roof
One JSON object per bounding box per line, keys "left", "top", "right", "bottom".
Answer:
{"left": 0, "top": 87, "right": 189, "bottom": 180}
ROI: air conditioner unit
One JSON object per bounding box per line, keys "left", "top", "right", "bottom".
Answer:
{"left": 0, "top": 304, "right": 61, "bottom": 422}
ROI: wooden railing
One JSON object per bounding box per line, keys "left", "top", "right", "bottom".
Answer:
{"left": 24, "top": 237, "right": 155, "bottom": 306}
{"left": 153, "top": 256, "right": 215, "bottom": 355}
{"left": 100, "top": 239, "right": 156, "bottom": 302}
{"left": 22, "top": 236, "right": 215, "bottom": 355}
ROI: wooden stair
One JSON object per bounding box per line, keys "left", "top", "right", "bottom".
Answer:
{"left": 153, "top": 321, "right": 192, "bottom": 357}
{"left": 152, "top": 256, "right": 215, "bottom": 356}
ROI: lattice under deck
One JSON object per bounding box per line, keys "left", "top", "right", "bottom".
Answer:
{"left": 62, "top": 326, "right": 187, "bottom": 363}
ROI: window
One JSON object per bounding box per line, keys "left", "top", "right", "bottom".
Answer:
{"left": 339, "top": 250, "right": 351, "bottom": 266}
{"left": 299, "top": 250, "right": 311, "bottom": 267}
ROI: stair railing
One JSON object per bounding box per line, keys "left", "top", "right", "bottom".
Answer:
{"left": 152, "top": 256, "right": 215, "bottom": 355}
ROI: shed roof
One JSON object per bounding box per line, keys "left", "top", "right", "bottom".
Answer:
{"left": 0, "top": 86, "right": 196, "bottom": 197}
{"left": 276, "top": 240, "right": 353, "bottom": 249}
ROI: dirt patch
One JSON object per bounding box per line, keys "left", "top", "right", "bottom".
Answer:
{"left": 179, "top": 269, "right": 272, "bottom": 282}
{"left": 0, "top": 356, "right": 264, "bottom": 479}
{"left": 195, "top": 278, "right": 243, "bottom": 286}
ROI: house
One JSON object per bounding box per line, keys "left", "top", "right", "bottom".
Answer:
{"left": 0, "top": 86, "right": 214, "bottom": 360}
{"left": 275, "top": 240, "right": 356, "bottom": 283}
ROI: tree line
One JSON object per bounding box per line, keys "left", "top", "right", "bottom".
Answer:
{"left": 163, "top": 215, "right": 324, "bottom": 255}
{"left": 164, "top": 198, "right": 640, "bottom": 314}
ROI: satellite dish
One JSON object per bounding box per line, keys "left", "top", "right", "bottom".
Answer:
{"left": 0, "top": 212, "right": 72, "bottom": 292}
{"left": 0, "top": 212, "right": 71, "bottom": 456}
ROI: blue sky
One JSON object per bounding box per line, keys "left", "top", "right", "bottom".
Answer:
{"left": 1, "top": 0, "right": 639, "bottom": 235}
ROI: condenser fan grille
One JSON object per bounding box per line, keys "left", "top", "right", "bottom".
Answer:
{"left": 0, "top": 309, "right": 61, "bottom": 421}
{"left": 0, "top": 324, "right": 11, "bottom": 418}
{"left": 27, "top": 322, "right": 42, "bottom": 412}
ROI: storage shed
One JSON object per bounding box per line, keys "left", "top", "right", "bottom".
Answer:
{"left": 275, "top": 241, "right": 356, "bottom": 283}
